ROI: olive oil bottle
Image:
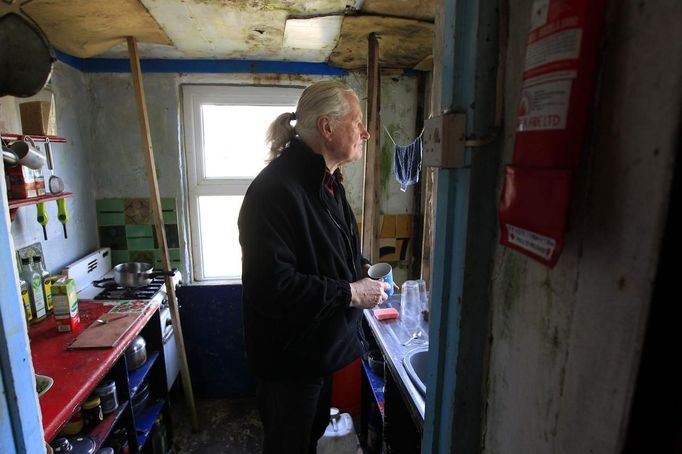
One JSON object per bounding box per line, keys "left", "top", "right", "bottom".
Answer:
{"left": 20, "top": 257, "right": 47, "bottom": 323}
{"left": 33, "top": 256, "right": 53, "bottom": 313}
{"left": 19, "top": 275, "right": 33, "bottom": 323}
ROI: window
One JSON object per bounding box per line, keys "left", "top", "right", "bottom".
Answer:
{"left": 183, "top": 85, "right": 302, "bottom": 280}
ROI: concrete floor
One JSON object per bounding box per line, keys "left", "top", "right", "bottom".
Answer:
{"left": 171, "top": 395, "right": 263, "bottom": 454}
{"left": 170, "top": 393, "right": 365, "bottom": 454}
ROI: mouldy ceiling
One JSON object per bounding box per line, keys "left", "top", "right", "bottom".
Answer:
{"left": 0, "top": 0, "right": 434, "bottom": 71}
{"left": 329, "top": 16, "right": 433, "bottom": 70}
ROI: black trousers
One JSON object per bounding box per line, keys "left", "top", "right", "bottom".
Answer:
{"left": 256, "top": 375, "right": 332, "bottom": 454}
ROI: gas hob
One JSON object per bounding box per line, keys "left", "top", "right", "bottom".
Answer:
{"left": 63, "top": 247, "right": 181, "bottom": 303}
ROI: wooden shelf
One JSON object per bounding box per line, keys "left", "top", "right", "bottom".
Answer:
{"left": 7, "top": 192, "right": 72, "bottom": 221}
{"left": 1, "top": 133, "right": 66, "bottom": 143}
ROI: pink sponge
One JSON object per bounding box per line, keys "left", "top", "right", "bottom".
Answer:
{"left": 373, "top": 307, "right": 400, "bottom": 320}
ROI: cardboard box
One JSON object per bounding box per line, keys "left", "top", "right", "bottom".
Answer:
{"left": 7, "top": 165, "right": 37, "bottom": 199}
{"left": 52, "top": 278, "right": 80, "bottom": 332}
{"left": 19, "top": 101, "right": 55, "bottom": 136}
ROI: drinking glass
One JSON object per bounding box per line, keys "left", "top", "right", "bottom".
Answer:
{"left": 401, "top": 280, "right": 422, "bottom": 341}
{"left": 416, "top": 279, "right": 428, "bottom": 309}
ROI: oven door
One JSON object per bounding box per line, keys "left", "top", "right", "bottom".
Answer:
{"left": 160, "top": 307, "right": 180, "bottom": 391}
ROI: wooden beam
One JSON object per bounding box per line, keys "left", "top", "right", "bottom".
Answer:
{"left": 126, "top": 36, "right": 198, "bottom": 431}
{"left": 420, "top": 0, "right": 445, "bottom": 287}
{"left": 362, "top": 32, "right": 381, "bottom": 263}
{"left": 421, "top": 168, "right": 436, "bottom": 285}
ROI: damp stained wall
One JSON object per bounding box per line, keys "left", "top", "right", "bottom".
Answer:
{"left": 483, "top": 1, "right": 681, "bottom": 453}
{"left": 8, "top": 63, "right": 99, "bottom": 275}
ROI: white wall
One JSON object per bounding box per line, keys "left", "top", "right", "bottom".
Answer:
{"left": 7, "top": 62, "right": 99, "bottom": 275}
{"left": 484, "top": 1, "right": 681, "bottom": 453}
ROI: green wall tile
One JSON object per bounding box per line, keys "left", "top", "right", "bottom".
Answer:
{"left": 110, "top": 250, "right": 129, "bottom": 266}
{"left": 97, "top": 198, "right": 183, "bottom": 271}
{"left": 162, "top": 210, "right": 177, "bottom": 224}
{"left": 161, "top": 198, "right": 175, "bottom": 210}
{"left": 126, "top": 225, "right": 153, "bottom": 237}
{"left": 99, "top": 226, "right": 127, "bottom": 250}
{"left": 126, "top": 225, "right": 154, "bottom": 249}
{"left": 129, "top": 250, "right": 156, "bottom": 264}
{"left": 128, "top": 238, "right": 155, "bottom": 250}
{"left": 96, "top": 199, "right": 124, "bottom": 211}
{"left": 154, "top": 248, "right": 180, "bottom": 261}
{"left": 154, "top": 259, "right": 182, "bottom": 270}
{"left": 124, "top": 198, "right": 151, "bottom": 224}
{"left": 96, "top": 199, "right": 125, "bottom": 226}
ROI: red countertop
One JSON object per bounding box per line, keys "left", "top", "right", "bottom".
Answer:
{"left": 29, "top": 300, "right": 159, "bottom": 441}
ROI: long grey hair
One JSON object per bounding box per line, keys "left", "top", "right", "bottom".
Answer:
{"left": 265, "top": 80, "right": 356, "bottom": 161}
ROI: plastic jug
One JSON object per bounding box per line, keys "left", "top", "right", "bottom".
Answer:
{"left": 317, "top": 407, "right": 358, "bottom": 454}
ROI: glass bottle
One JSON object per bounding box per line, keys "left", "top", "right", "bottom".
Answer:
{"left": 33, "top": 256, "right": 53, "bottom": 313}
{"left": 19, "top": 275, "right": 33, "bottom": 323}
{"left": 20, "top": 257, "right": 47, "bottom": 323}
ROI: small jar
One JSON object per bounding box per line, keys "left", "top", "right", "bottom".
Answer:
{"left": 58, "top": 406, "right": 83, "bottom": 436}
{"left": 51, "top": 437, "right": 72, "bottom": 453}
{"left": 82, "top": 394, "right": 104, "bottom": 429}
{"left": 94, "top": 379, "right": 118, "bottom": 414}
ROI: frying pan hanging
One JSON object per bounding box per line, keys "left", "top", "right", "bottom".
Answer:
{"left": 0, "top": 13, "right": 54, "bottom": 97}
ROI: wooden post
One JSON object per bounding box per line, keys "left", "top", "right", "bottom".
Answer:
{"left": 126, "top": 36, "right": 199, "bottom": 431}
{"left": 362, "top": 32, "right": 381, "bottom": 263}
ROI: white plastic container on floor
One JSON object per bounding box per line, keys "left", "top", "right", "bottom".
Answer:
{"left": 317, "top": 408, "right": 358, "bottom": 454}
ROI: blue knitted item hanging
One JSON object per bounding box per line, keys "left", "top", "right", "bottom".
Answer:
{"left": 388, "top": 128, "right": 424, "bottom": 192}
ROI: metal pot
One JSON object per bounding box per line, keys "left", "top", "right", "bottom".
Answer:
{"left": 112, "top": 262, "right": 174, "bottom": 288}
{"left": 125, "top": 335, "right": 147, "bottom": 370}
{"left": 131, "top": 379, "right": 150, "bottom": 415}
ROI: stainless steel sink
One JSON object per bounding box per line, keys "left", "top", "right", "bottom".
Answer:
{"left": 403, "top": 347, "right": 428, "bottom": 396}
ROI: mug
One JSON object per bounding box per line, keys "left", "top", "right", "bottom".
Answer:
{"left": 11, "top": 136, "right": 45, "bottom": 170}
{"left": 368, "top": 262, "right": 397, "bottom": 297}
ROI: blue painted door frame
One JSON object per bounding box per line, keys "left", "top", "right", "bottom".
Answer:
{"left": 0, "top": 173, "right": 45, "bottom": 452}
{"left": 423, "top": 0, "right": 501, "bottom": 452}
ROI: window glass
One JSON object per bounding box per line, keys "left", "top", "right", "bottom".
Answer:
{"left": 198, "top": 195, "right": 245, "bottom": 279}
{"left": 202, "top": 105, "right": 284, "bottom": 178}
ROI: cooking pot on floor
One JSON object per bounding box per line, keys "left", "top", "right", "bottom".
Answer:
{"left": 113, "top": 262, "right": 174, "bottom": 288}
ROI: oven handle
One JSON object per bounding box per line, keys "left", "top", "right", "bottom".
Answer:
{"left": 162, "top": 318, "right": 174, "bottom": 344}
{"left": 163, "top": 327, "right": 174, "bottom": 344}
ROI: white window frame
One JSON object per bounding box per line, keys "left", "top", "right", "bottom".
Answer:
{"left": 182, "top": 85, "right": 303, "bottom": 281}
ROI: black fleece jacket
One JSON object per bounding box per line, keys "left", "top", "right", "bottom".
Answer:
{"left": 238, "top": 138, "right": 367, "bottom": 379}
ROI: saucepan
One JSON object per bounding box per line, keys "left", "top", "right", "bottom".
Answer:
{"left": 113, "top": 262, "right": 174, "bottom": 288}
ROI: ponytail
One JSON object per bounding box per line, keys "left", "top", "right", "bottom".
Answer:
{"left": 266, "top": 112, "right": 297, "bottom": 161}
